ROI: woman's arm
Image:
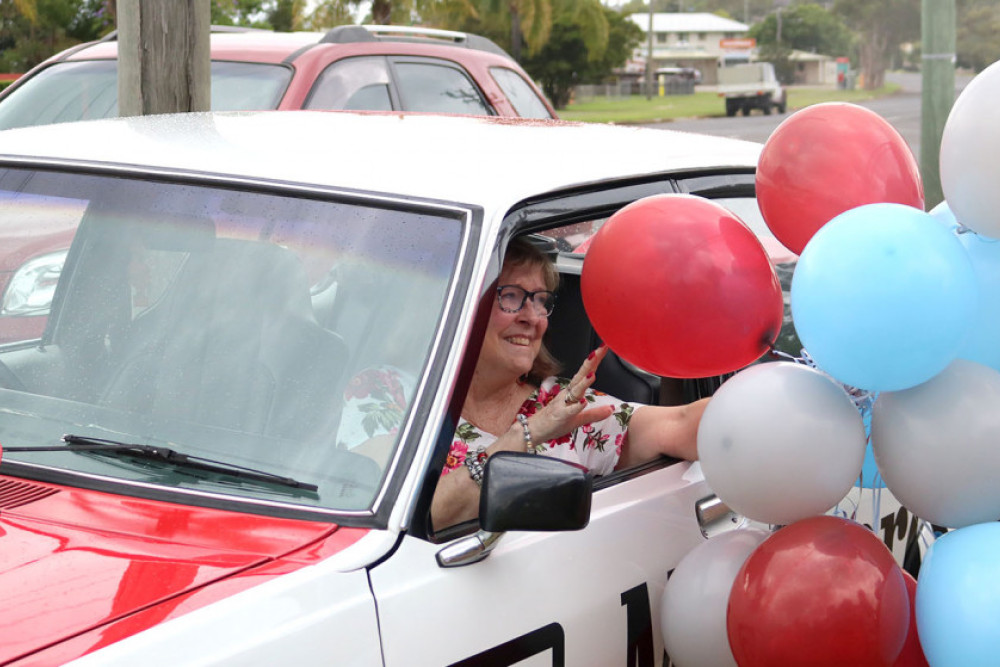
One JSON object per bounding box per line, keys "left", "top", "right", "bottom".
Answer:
{"left": 616, "top": 397, "right": 708, "bottom": 469}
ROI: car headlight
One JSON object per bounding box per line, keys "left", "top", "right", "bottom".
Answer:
{"left": 1, "top": 250, "right": 68, "bottom": 316}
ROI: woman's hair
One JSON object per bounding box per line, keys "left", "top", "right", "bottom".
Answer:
{"left": 503, "top": 237, "right": 562, "bottom": 384}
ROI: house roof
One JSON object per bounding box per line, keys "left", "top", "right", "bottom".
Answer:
{"left": 629, "top": 12, "right": 749, "bottom": 34}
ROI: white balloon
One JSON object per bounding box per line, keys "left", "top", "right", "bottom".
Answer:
{"left": 698, "top": 362, "right": 866, "bottom": 525}
{"left": 873, "top": 359, "right": 1000, "bottom": 528}
{"left": 940, "top": 60, "right": 1000, "bottom": 239}
{"left": 660, "top": 528, "right": 770, "bottom": 667}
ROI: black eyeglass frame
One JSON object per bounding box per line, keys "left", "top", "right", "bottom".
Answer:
{"left": 496, "top": 284, "right": 557, "bottom": 316}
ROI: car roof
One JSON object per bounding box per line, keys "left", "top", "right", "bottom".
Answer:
{"left": 56, "top": 32, "right": 334, "bottom": 63}
{"left": 0, "top": 111, "right": 761, "bottom": 211}
{"left": 45, "top": 28, "right": 515, "bottom": 65}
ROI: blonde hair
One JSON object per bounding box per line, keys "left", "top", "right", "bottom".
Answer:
{"left": 503, "top": 237, "right": 562, "bottom": 385}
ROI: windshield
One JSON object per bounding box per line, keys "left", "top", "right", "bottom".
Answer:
{"left": 0, "top": 60, "right": 293, "bottom": 131}
{"left": 0, "top": 167, "right": 464, "bottom": 516}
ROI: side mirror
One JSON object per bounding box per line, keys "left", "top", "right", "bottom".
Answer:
{"left": 480, "top": 452, "right": 593, "bottom": 532}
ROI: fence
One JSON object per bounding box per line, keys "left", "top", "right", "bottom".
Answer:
{"left": 573, "top": 78, "right": 696, "bottom": 103}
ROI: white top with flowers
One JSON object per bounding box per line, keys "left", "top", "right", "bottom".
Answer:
{"left": 443, "top": 376, "right": 643, "bottom": 477}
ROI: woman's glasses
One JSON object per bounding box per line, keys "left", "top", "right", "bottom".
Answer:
{"left": 496, "top": 285, "right": 557, "bottom": 317}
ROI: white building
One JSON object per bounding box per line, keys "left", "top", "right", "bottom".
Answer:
{"left": 628, "top": 12, "right": 751, "bottom": 85}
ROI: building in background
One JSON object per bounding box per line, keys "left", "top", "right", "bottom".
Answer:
{"left": 628, "top": 13, "right": 750, "bottom": 85}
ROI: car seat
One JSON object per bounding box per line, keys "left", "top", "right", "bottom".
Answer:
{"left": 100, "top": 238, "right": 348, "bottom": 442}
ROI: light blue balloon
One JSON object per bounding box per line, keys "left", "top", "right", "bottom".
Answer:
{"left": 916, "top": 523, "right": 1000, "bottom": 667}
{"left": 956, "top": 230, "right": 1000, "bottom": 372}
{"left": 855, "top": 405, "right": 886, "bottom": 488}
{"left": 791, "top": 203, "right": 978, "bottom": 391}
{"left": 856, "top": 443, "right": 886, "bottom": 489}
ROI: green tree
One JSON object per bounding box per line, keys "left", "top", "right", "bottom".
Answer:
{"left": 750, "top": 3, "right": 853, "bottom": 56}
{"left": 834, "top": 0, "right": 919, "bottom": 89}
{"left": 749, "top": 2, "right": 854, "bottom": 84}
{"left": 418, "top": 0, "right": 550, "bottom": 60}
{"left": 305, "top": 0, "right": 358, "bottom": 28}
{"left": 0, "top": 0, "right": 101, "bottom": 72}
{"left": 956, "top": 0, "right": 1000, "bottom": 72}
{"left": 210, "top": 0, "right": 270, "bottom": 26}
{"left": 267, "top": 0, "right": 307, "bottom": 30}
{"left": 522, "top": 4, "right": 641, "bottom": 109}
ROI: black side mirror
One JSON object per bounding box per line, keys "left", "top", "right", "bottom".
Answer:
{"left": 479, "top": 452, "right": 593, "bottom": 532}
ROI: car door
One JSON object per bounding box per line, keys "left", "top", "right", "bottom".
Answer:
{"left": 369, "top": 461, "right": 715, "bottom": 666}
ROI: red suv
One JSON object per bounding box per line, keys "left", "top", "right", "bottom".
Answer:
{"left": 0, "top": 25, "right": 556, "bottom": 129}
{"left": 0, "top": 25, "right": 556, "bottom": 343}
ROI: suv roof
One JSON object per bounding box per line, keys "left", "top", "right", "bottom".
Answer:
{"left": 0, "top": 25, "right": 557, "bottom": 130}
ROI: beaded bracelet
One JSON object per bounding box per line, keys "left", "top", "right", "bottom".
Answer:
{"left": 464, "top": 446, "right": 487, "bottom": 486}
{"left": 516, "top": 413, "right": 542, "bottom": 454}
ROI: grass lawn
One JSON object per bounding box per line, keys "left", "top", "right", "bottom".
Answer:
{"left": 558, "top": 83, "right": 902, "bottom": 124}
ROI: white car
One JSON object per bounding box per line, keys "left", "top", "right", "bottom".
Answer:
{"left": 0, "top": 111, "right": 916, "bottom": 666}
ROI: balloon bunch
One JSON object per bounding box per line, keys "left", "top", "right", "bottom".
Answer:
{"left": 581, "top": 64, "right": 1000, "bottom": 665}
{"left": 666, "top": 65, "right": 1000, "bottom": 667}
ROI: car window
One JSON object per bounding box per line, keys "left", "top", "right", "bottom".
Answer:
{"left": 0, "top": 167, "right": 466, "bottom": 516}
{"left": 393, "top": 61, "right": 491, "bottom": 115}
{"left": 304, "top": 56, "right": 393, "bottom": 111}
{"left": 489, "top": 66, "right": 553, "bottom": 119}
{"left": 208, "top": 60, "right": 292, "bottom": 111}
{"left": 0, "top": 60, "right": 292, "bottom": 131}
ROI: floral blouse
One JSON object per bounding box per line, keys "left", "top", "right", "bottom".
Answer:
{"left": 339, "top": 370, "right": 642, "bottom": 476}
{"left": 443, "top": 376, "right": 641, "bottom": 477}
{"left": 337, "top": 366, "right": 412, "bottom": 450}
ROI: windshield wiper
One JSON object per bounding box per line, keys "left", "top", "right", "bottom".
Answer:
{"left": 4, "top": 434, "right": 318, "bottom": 492}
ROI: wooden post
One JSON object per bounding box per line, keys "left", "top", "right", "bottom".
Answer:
{"left": 116, "top": 0, "right": 211, "bottom": 118}
{"left": 920, "top": 0, "right": 955, "bottom": 210}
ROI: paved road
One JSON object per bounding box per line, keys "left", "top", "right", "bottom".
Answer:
{"left": 640, "top": 71, "right": 974, "bottom": 163}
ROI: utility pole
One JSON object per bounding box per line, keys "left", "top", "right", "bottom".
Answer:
{"left": 117, "top": 0, "right": 211, "bottom": 118}
{"left": 645, "top": 5, "right": 655, "bottom": 100}
{"left": 920, "top": 0, "right": 956, "bottom": 209}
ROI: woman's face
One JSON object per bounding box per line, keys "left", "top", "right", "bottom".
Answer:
{"left": 478, "top": 261, "right": 549, "bottom": 381}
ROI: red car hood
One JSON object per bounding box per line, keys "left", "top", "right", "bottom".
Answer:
{"left": 0, "top": 475, "right": 363, "bottom": 665}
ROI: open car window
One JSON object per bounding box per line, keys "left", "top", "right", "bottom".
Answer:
{"left": 0, "top": 167, "right": 465, "bottom": 519}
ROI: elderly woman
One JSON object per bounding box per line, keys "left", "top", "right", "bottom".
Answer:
{"left": 430, "top": 238, "right": 706, "bottom": 529}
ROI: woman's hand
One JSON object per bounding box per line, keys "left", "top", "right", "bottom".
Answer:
{"left": 527, "top": 345, "right": 615, "bottom": 444}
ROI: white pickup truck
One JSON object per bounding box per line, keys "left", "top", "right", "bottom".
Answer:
{"left": 718, "top": 62, "right": 787, "bottom": 116}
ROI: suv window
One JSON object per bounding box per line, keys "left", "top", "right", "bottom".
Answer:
{"left": 304, "top": 56, "right": 394, "bottom": 111}
{"left": 394, "top": 60, "right": 491, "bottom": 115}
{"left": 490, "top": 66, "right": 553, "bottom": 119}
{"left": 0, "top": 60, "right": 292, "bottom": 131}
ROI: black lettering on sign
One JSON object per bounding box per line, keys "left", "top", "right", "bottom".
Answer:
{"left": 448, "top": 622, "right": 565, "bottom": 667}
{"left": 621, "top": 583, "right": 654, "bottom": 667}
{"left": 880, "top": 507, "right": 912, "bottom": 552}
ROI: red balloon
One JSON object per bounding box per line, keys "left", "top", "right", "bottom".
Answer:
{"left": 727, "top": 515, "right": 910, "bottom": 667}
{"left": 757, "top": 103, "right": 924, "bottom": 255}
{"left": 581, "top": 194, "right": 783, "bottom": 378}
{"left": 894, "top": 571, "right": 930, "bottom": 667}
